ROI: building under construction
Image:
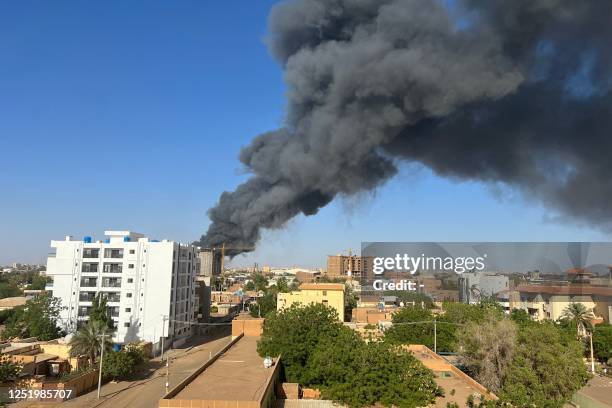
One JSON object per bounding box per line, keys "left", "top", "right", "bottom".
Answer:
{"left": 327, "top": 254, "right": 374, "bottom": 282}
{"left": 198, "top": 248, "right": 222, "bottom": 277}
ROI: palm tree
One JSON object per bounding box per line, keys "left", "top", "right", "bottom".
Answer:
{"left": 561, "top": 302, "right": 595, "bottom": 337}
{"left": 69, "top": 320, "right": 113, "bottom": 366}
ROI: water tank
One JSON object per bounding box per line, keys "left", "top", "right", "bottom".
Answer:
{"left": 83, "top": 236, "right": 92, "bottom": 243}
{"left": 123, "top": 236, "right": 130, "bottom": 242}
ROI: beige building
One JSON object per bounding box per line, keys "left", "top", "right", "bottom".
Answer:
{"left": 326, "top": 255, "right": 373, "bottom": 281}
{"left": 277, "top": 283, "right": 345, "bottom": 321}
{"left": 512, "top": 270, "right": 612, "bottom": 323}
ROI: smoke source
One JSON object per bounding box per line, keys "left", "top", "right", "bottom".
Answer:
{"left": 200, "top": 0, "right": 612, "bottom": 254}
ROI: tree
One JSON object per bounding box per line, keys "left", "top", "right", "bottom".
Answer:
{"left": 457, "top": 315, "right": 517, "bottom": 393}
{"left": 257, "top": 303, "right": 343, "bottom": 383}
{"left": 26, "top": 274, "right": 48, "bottom": 290}
{"left": 275, "top": 277, "right": 290, "bottom": 293}
{"left": 90, "top": 294, "right": 114, "bottom": 331}
{"left": 249, "top": 292, "right": 276, "bottom": 318}
{"left": 304, "top": 328, "right": 440, "bottom": 408}
{"left": 69, "top": 320, "right": 113, "bottom": 365}
{"left": 499, "top": 321, "right": 590, "bottom": 407}
{"left": 1, "top": 294, "right": 63, "bottom": 340}
{"left": 560, "top": 303, "right": 595, "bottom": 337}
{"left": 102, "top": 350, "right": 137, "bottom": 380}
{"left": 592, "top": 323, "right": 612, "bottom": 362}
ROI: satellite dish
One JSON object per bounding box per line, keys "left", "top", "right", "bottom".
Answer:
{"left": 263, "top": 356, "right": 273, "bottom": 368}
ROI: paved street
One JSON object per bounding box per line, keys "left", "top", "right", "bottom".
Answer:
{"left": 11, "top": 326, "right": 233, "bottom": 408}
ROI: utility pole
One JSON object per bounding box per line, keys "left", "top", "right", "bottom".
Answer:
{"left": 161, "top": 315, "right": 169, "bottom": 394}
{"left": 589, "top": 331, "right": 595, "bottom": 374}
{"left": 97, "top": 333, "right": 108, "bottom": 399}
{"left": 433, "top": 319, "right": 437, "bottom": 354}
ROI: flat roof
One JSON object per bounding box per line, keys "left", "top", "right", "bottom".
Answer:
{"left": 517, "top": 284, "right": 612, "bottom": 296}
{"left": 173, "top": 336, "right": 276, "bottom": 402}
{"left": 299, "top": 283, "right": 344, "bottom": 291}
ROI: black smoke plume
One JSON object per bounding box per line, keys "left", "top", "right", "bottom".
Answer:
{"left": 200, "top": 0, "right": 612, "bottom": 254}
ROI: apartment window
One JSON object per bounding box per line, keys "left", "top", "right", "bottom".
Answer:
{"left": 322, "top": 300, "right": 329, "bottom": 306}
{"left": 128, "top": 264, "right": 134, "bottom": 269}
{"left": 79, "top": 291, "right": 96, "bottom": 302}
{"left": 106, "top": 292, "right": 121, "bottom": 302}
{"left": 83, "top": 248, "right": 99, "bottom": 258}
{"left": 81, "top": 263, "right": 98, "bottom": 273}
{"left": 125, "top": 308, "right": 131, "bottom": 313}
{"left": 101, "top": 277, "right": 122, "bottom": 288}
{"left": 129, "top": 249, "right": 135, "bottom": 254}
{"left": 78, "top": 306, "right": 92, "bottom": 317}
{"left": 107, "top": 307, "right": 120, "bottom": 318}
{"left": 80, "top": 278, "right": 97, "bottom": 288}
{"left": 124, "top": 322, "right": 130, "bottom": 328}
{"left": 126, "top": 293, "right": 133, "bottom": 298}
{"left": 322, "top": 291, "right": 327, "bottom": 296}
{"left": 103, "top": 263, "right": 122, "bottom": 273}
{"left": 104, "top": 248, "right": 124, "bottom": 259}
{"left": 127, "top": 278, "right": 133, "bottom": 283}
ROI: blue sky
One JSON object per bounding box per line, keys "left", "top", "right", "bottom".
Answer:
{"left": 1, "top": 1, "right": 609, "bottom": 268}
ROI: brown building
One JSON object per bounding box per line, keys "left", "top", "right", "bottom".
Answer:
{"left": 327, "top": 255, "right": 374, "bottom": 281}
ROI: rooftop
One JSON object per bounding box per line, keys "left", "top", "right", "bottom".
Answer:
{"left": 405, "top": 345, "right": 497, "bottom": 406}
{"left": 170, "top": 336, "right": 278, "bottom": 402}
{"left": 299, "top": 283, "right": 344, "bottom": 291}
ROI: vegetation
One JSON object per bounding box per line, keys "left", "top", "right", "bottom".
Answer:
{"left": 90, "top": 293, "right": 115, "bottom": 330}
{"left": 560, "top": 302, "right": 595, "bottom": 337}
{"left": 456, "top": 314, "right": 517, "bottom": 393}
{"left": 0, "top": 270, "right": 47, "bottom": 299}
{"left": 102, "top": 348, "right": 144, "bottom": 380}
{"left": 69, "top": 321, "right": 113, "bottom": 365}
{"left": 592, "top": 323, "right": 612, "bottom": 362}
{"left": 1, "top": 294, "right": 63, "bottom": 340}
{"left": 0, "top": 354, "right": 21, "bottom": 382}
{"left": 249, "top": 292, "right": 276, "bottom": 318}
{"left": 499, "top": 320, "right": 590, "bottom": 407}
{"left": 258, "top": 303, "right": 440, "bottom": 407}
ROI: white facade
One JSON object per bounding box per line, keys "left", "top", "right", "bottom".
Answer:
{"left": 46, "top": 231, "right": 199, "bottom": 349}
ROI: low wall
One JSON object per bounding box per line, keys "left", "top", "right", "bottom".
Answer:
{"left": 232, "top": 318, "right": 264, "bottom": 337}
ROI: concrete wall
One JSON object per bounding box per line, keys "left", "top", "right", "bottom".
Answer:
{"left": 232, "top": 318, "right": 264, "bottom": 337}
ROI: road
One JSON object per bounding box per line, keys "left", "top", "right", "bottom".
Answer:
{"left": 12, "top": 326, "right": 233, "bottom": 408}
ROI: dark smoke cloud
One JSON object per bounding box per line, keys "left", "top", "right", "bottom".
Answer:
{"left": 200, "top": 0, "right": 612, "bottom": 254}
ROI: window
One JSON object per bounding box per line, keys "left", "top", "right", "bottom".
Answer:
{"left": 82, "top": 263, "right": 98, "bottom": 273}
{"left": 128, "top": 264, "right": 134, "bottom": 269}
{"left": 101, "top": 277, "right": 122, "bottom": 287}
{"left": 83, "top": 248, "right": 99, "bottom": 258}
{"left": 127, "top": 278, "right": 133, "bottom": 283}
{"left": 129, "top": 249, "right": 135, "bottom": 254}
{"left": 104, "top": 248, "right": 124, "bottom": 259}
{"left": 124, "top": 322, "right": 130, "bottom": 328}
{"left": 125, "top": 308, "right": 131, "bottom": 313}
{"left": 322, "top": 291, "right": 327, "bottom": 296}
{"left": 126, "top": 293, "right": 132, "bottom": 298}
{"left": 103, "top": 263, "right": 122, "bottom": 273}
{"left": 322, "top": 300, "right": 329, "bottom": 306}
{"left": 80, "top": 277, "right": 97, "bottom": 288}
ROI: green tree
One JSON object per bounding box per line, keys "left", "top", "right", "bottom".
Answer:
{"left": 2, "top": 294, "right": 62, "bottom": 340}
{"left": 249, "top": 292, "right": 276, "bottom": 318}
{"left": 499, "top": 321, "right": 590, "bottom": 407}
{"left": 304, "top": 328, "right": 440, "bottom": 407}
{"left": 69, "top": 320, "right": 113, "bottom": 365}
{"left": 560, "top": 302, "right": 595, "bottom": 337}
{"left": 90, "top": 294, "right": 114, "bottom": 330}
{"left": 26, "top": 274, "right": 48, "bottom": 290}
{"left": 102, "top": 350, "right": 138, "bottom": 380}
{"left": 457, "top": 315, "right": 517, "bottom": 393}
{"left": 0, "top": 281, "right": 22, "bottom": 299}
{"left": 257, "top": 303, "right": 343, "bottom": 383}
{"left": 592, "top": 323, "right": 612, "bottom": 362}
{"left": 275, "top": 277, "right": 290, "bottom": 293}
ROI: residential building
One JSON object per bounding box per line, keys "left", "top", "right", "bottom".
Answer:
{"left": 46, "top": 231, "right": 199, "bottom": 350}
{"left": 198, "top": 248, "right": 222, "bottom": 277}
{"left": 512, "top": 269, "right": 612, "bottom": 322}
{"left": 277, "top": 283, "right": 345, "bottom": 321}
{"left": 458, "top": 271, "right": 509, "bottom": 304}
{"left": 326, "top": 254, "right": 374, "bottom": 282}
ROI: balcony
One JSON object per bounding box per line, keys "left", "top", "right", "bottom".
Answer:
{"left": 82, "top": 263, "right": 99, "bottom": 273}
{"left": 77, "top": 307, "right": 92, "bottom": 317}
{"left": 107, "top": 307, "right": 120, "bottom": 318}
{"left": 83, "top": 249, "right": 100, "bottom": 259}
{"left": 79, "top": 292, "right": 97, "bottom": 302}
{"left": 104, "top": 249, "right": 124, "bottom": 259}
{"left": 80, "top": 278, "right": 98, "bottom": 288}
{"left": 106, "top": 293, "right": 121, "bottom": 302}
{"left": 101, "top": 278, "right": 122, "bottom": 288}
{"left": 103, "top": 263, "right": 122, "bottom": 273}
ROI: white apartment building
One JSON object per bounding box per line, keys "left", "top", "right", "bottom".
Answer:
{"left": 46, "top": 231, "right": 199, "bottom": 350}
